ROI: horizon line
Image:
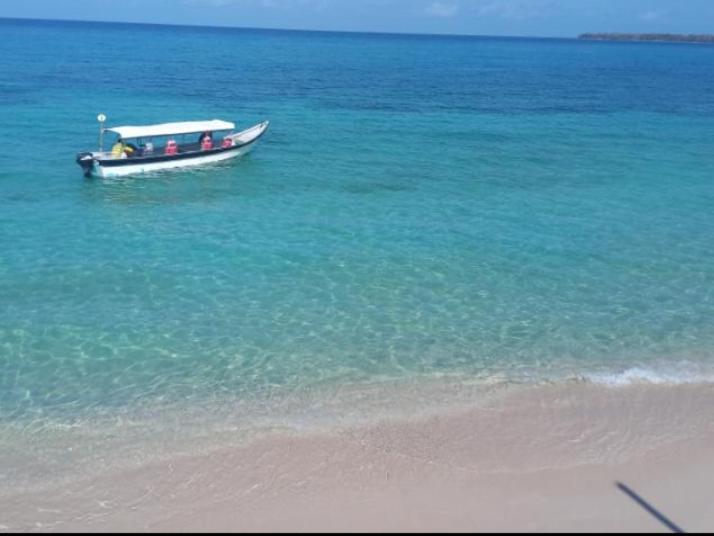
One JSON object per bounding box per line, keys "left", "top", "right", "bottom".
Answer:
{"left": 0, "top": 15, "right": 579, "bottom": 41}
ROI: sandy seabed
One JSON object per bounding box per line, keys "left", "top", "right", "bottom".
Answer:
{"left": 2, "top": 383, "right": 713, "bottom": 532}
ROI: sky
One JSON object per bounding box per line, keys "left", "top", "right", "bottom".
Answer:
{"left": 1, "top": 0, "right": 713, "bottom": 37}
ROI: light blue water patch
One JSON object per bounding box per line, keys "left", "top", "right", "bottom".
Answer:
{"left": 1, "top": 19, "right": 714, "bottom": 425}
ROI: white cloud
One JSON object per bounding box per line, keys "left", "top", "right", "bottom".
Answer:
{"left": 183, "top": 0, "right": 325, "bottom": 8}
{"left": 640, "top": 9, "right": 668, "bottom": 21}
{"left": 473, "top": 0, "right": 550, "bottom": 21}
{"left": 425, "top": 2, "right": 460, "bottom": 18}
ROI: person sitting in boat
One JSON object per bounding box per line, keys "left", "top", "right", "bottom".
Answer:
{"left": 165, "top": 139, "right": 179, "bottom": 155}
{"left": 141, "top": 141, "right": 154, "bottom": 155}
{"left": 111, "top": 137, "right": 134, "bottom": 159}
{"left": 199, "top": 131, "right": 213, "bottom": 150}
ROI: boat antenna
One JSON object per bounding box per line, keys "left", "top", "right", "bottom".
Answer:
{"left": 97, "top": 113, "right": 106, "bottom": 152}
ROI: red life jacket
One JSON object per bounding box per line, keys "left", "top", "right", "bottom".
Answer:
{"left": 165, "top": 139, "right": 178, "bottom": 155}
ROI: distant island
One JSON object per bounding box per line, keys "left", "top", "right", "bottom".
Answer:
{"left": 579, "top": 33, "right": 714, "bottom": 44}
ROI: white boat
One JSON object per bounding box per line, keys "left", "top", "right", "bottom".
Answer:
{"left": 76, "top": 116, "right": 269, "bottom": 178}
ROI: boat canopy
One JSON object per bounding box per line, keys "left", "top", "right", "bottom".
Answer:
{"left": 105, "top": 120, "right": 235, "bottom": 140}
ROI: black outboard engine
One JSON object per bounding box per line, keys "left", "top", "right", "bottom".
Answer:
{"left": 76, "top": 152, "right": 95, "bottom": 177}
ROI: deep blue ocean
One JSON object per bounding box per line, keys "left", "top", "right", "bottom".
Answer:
{"left": 1, "top": 18, "right": 714, "bottom": 451}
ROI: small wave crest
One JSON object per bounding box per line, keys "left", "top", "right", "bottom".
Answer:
{"left": 580, "top": 363, "right": 714, "bottom": 387}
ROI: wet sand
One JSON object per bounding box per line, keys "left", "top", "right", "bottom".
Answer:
{"left": 2, "top": 383, "right": 713, "bottom": 532}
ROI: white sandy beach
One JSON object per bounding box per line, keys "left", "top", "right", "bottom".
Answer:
{"left": 2, "top": 382, "right": 713, "bottom": 532}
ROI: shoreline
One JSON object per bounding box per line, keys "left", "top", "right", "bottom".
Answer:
{"left": 579, "top": 32, "right": 714, "bottom": 44}
{"left": 3, "top": 361, "right": 713, "bottom": 494}
{"left": 2, "top": 382, "right": 713, "bottom": 532}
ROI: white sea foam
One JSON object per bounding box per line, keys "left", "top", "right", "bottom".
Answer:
{"left": 580, "top": 363, "right": 714, "bottom": 387}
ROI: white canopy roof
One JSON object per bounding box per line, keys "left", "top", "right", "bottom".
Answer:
{"left": 106, "top": 120, "right": 235, "bottom": 139}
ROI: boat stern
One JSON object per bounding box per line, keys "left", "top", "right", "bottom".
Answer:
{"left": 76, "top": 152, "right": 96, "bottom": 177}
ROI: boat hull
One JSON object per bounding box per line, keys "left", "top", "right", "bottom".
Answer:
{"left": 93, "top": 142, "right": 256, "bottom": 178}
{"left": 79, "top": 121, "right": 268, "bottom": 178}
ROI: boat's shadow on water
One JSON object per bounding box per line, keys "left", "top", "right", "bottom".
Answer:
{"left": 79, "top": 157, "right": 266, "bottom": 206}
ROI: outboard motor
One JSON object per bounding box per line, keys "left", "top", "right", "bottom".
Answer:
{"left": 76, "top": 152, "right": 95, "bottom": 177}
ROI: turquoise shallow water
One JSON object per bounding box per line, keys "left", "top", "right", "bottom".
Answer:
{"left": 1, "top": 19, "right": 714, "bottom": 432}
